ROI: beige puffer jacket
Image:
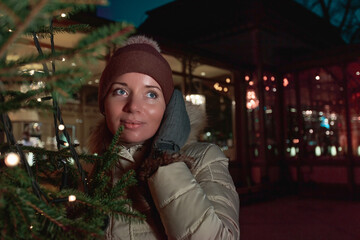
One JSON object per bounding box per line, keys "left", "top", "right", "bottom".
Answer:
{"left": 96, "top": 103, "right": 240, "bottom": 240}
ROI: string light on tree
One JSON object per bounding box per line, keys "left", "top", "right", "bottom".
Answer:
{"left": 68, "top": 195, "right": 76, "bottom": 202}
{"left": 4, "top": 152, "right": 20, "bottom": 167}
{"left": 58, "top": 124, "right": 65, "bottom": 131}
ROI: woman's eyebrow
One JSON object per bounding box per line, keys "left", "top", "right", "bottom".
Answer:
{"left": 145, "top": 85, "right": 161, "bottom": 91}
{"left": 111, "top": 82, "right": 127, "bottom": 87}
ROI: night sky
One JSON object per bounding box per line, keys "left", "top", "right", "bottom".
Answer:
{"left": 96, "top": 0, "right": 174, "bottom": 27}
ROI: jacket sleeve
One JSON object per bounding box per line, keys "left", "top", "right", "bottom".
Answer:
{"left": 147, "top": 144, "right": 240, "bottom": 240}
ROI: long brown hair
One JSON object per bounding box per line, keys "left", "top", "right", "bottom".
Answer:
{"left": 87, "top": 118, "right": 113, "bottom": 155}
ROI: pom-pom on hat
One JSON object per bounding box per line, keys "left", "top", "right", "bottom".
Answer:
{"left": 98, "top": 35, "right": 174, "bottom": 113}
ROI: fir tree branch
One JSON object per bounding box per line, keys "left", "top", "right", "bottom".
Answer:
{"left": 13, "top": 200, "right": 30, "bottom": 232}
{"left": 0, "top": 0, "right": 49, "bottom": 59}
{"left": 24, "top": 25, "right": 92, "bottom": 37}
{"left": 0, "top": 2, "right": 21, "bottom": 25}
{"left": 85, "top": 25, "right": 135, "bottom": 51}
{"left": 0, "top": 68, "right": 87, "bottom": 84}
{"left": 26, "top": 201, "right": 67, "bottom": 231}
{"left": 59, "top": 0, "right": 108, "bottom": 4}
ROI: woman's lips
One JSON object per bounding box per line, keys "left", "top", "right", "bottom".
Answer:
{"left": 121, "top": 120, "right": 143, "bottom": 129}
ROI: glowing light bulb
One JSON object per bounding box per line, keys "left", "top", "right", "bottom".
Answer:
{"left": 290, "top": 147, "right": 296, "bottom": 157}
{"left": 283, "top": 78, "right": 289, "bottom": 87}
{"left": 68, "top": 195, "right": 76, "bottom": 202}
{"left": 58, "top": 124, "right": 65, "bottom": 131}
{"left": 330, "top": 146, "right": 337, "bottom": 156}
{"left": 5, "top": 152, "right": 20, "bottom": 167}
{"left": 315, "top": 146, "right": 321, "bottom": 156}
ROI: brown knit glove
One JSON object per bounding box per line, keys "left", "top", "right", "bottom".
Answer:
{"left": 137, "top": 153, "right": 194, "bottom": 182}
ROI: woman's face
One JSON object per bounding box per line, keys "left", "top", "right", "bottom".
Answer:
{"left": 104, "top": 72, "right": 166, "bottom": 145}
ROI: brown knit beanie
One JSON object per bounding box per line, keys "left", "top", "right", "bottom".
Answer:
{"left": 98, "top": 36, "right": 174, "bottom": 113}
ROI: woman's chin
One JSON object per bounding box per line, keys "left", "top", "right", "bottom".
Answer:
{"left": 119, "top": 137, "right": 146, "bottom": 146}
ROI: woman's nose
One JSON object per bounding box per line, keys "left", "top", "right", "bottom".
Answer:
{"left": 123, "top": 95, "right": 141, "bottom": 113}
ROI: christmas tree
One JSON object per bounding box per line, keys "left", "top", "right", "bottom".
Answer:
{"left": 0, "top": 1, "right": 144, "bottom": 239}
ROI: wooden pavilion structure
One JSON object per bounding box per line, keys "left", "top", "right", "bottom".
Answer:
{"left": 138, "top": 0, "right": 360, "bottom": 199}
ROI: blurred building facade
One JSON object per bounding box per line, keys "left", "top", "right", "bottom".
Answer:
{"left": 4, "top": 0, "right": 360, "bottom": 200}
{"left": 137, "top": 0, "right": 360, "bottom": 199}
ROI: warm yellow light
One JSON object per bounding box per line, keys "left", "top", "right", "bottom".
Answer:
{"left": 68, "top": 195, "right": 76, "bottom": 202}
{"left": 224, "top": 87, "right": 228, "bottom": 92}
{"left": 58, "top": 124, "right": 65, "bottom": 131}
{"left": 5, "top": 152, "right": 20, "bottom": 167}
{"left": 283, "top": 78, "right": 289, "bottom": 87}
{"left": 185, "top": 94, "right": 205, "bottom": 105}
{"left": 249, "top": 81, "right": 254, "bottom": 86}
{"left": 245, "top": 75, "right": 250, "bottom": 81}
{"left": 315, "top": 75, "right": 320, "bottom": 80}
{"left": 246, "top": 89, "right": 259, "bottom": 109}
{"left": 226, "top": 78, "right": 231, "bottom": 83}
{"left": 61, "top": 13, "right": 67, "bottom": 17}
{"left": 263, "top": 76, "right": 268, "bottom": 81}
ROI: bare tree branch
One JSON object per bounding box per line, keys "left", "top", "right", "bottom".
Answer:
{"left": 339, "top": 0, "right": 352, "bottom": 30}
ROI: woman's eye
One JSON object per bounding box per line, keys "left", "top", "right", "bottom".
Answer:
{"left": 114, "top": 89, "right": 127, "bottom": 96}
{"left": 146, "top": 92, "right": 158, "bottom": 99}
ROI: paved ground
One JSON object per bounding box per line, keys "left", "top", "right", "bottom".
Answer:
{"left": 239, "top": 196, "right": 360, "bottom": 240}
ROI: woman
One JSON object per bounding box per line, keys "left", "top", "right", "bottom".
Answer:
{"left": 89, "top": 36, "right": 240, "bottom": 240}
